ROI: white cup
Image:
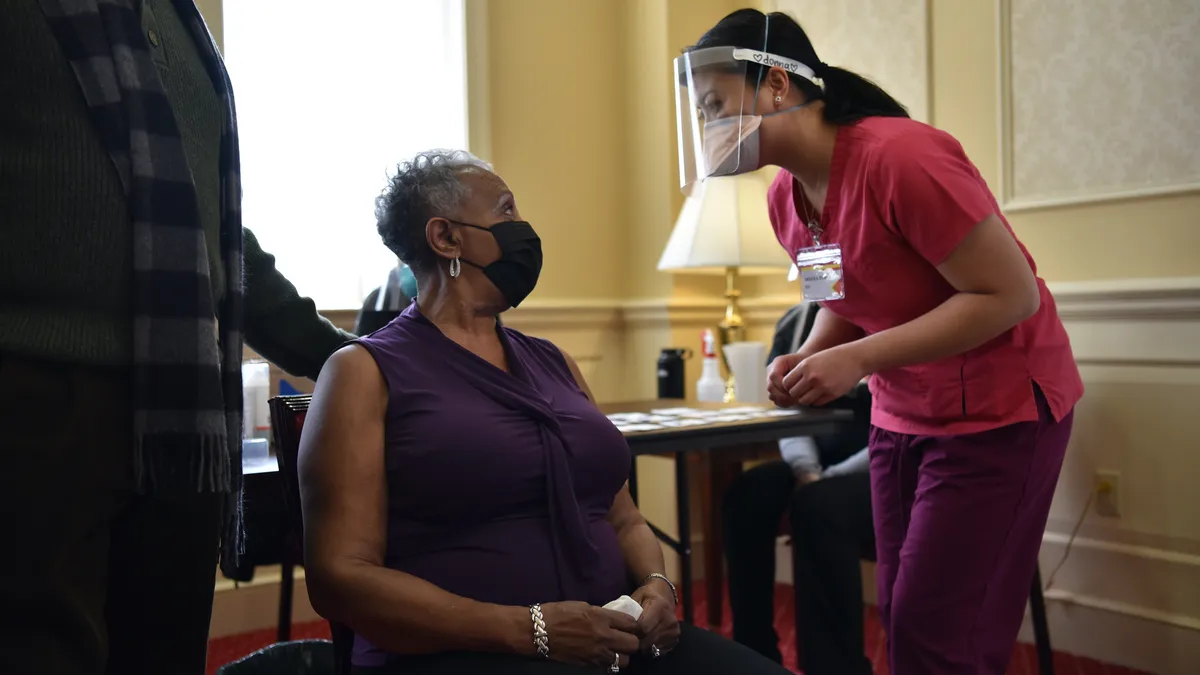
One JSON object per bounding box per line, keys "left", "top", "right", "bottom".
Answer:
{"left": 723, "top": 341, "right": 768, "bottom": 403}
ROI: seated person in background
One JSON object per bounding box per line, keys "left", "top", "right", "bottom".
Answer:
{"left": 298, "top": 150, "right": 792, "bottom": 675}
{"left": 356, "top": 261, "right": 502, "bottom": 336}
{"left": 354, "top": 262, "right": 419, "bottom": 335}
{"left": 723, "top": 304, "right": 875, "bottom": 675}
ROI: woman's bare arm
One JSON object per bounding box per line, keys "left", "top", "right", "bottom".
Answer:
{"left": 557, "top": 350, "right": 673, "bottom": 601}
{"left": 606, "top": 487, "right": 673, "bottom": 599}
{"left": 299, "top": 345, "right": 531, "bottom": 656}
{"left": 844, "top": 214, "right": 1040, "bottom": 373}
{"left": 798, "top": 306, "right": 865, "bottom": 358}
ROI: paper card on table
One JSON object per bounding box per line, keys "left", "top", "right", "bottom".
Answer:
{"left": 616, "top": 423, "right": 665, "bottom": 432}
{"left": 608, "top": 413, "right": 653, "bottom": 424}
{"left": 707, "top": 414, "right": 756, "bottom": 423}
{"left": 657, "top": 418, "right": 710, "bottom": 428}
{"left": 650, "top": 407, "right": 707, "bottom": 416}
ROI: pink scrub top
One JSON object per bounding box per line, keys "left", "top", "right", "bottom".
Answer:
{"left": 767, "top": 116, "right": 1084, "bottom": 436}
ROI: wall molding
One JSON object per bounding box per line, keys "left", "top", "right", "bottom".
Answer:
{"left": 1034, "top": 531, "right": 1200, "bottom": 673}
{"left": 996, "top": 0, "right": 1200, "bottom": 212}
{"left": 1049, "top": 277, "right": 1200, "bottom": 321}
{"left": 500, "top": 277, "right": 1200, "bottom": 331}
{"left": 1050, "top": 277, "right": 1200, "bottom": 368}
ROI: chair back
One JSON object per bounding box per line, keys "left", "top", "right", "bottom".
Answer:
{"left": 268, "top": 395, "right": 355, "bottom": 675}
{"left": 215, "top": 639, "right": 335, "bottom": 675}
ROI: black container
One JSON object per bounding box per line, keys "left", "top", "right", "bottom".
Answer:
{"left": 656, "top": 348, "right": 692, "bottom": 399}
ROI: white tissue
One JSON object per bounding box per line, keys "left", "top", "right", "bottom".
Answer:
{"left": 603, "top": 595, "right": 643, "bottom": 620}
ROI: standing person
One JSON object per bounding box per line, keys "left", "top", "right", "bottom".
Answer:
{"left": 723, "top": 304, "right": 875, "bottom": 675}
{"left": 0, "top": 2, "right": 352, "bottom": 674}
{"left": 675, "top": 8, "right": 1084, "bottom": 675}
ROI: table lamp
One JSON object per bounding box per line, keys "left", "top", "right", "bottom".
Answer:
{"left": 657, "top": 171, "right": 793, "bottom": 398}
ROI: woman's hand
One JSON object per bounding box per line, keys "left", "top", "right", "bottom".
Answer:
{"left": 632, "top": 582, "right": 681, "bottom": 658}
{"left": 767, "top": 351, "right": 808, "bottom": 408}
{"left": 538, "top": 601, "right": 639, "bottom": 668}
{"left": 782, "top": 346, "right": 868, "bottom": 407}
{"left": 794, "top": 470, "right": 822, "bottom": 487}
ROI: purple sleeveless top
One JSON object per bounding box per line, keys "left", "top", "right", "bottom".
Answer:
{"left": 350, "top": 303, "right": 632, "bottom": 666}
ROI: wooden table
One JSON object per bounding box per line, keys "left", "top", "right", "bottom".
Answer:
{"left": 242, "top": 399, "right": 851, "bottom": 633}
{"left": 601, "top": 401, "right": 850, "bottom": 624}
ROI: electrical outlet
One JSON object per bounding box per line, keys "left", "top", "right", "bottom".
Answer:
{"left": 1094, "top": 470, "right": 1121, "bottom": 518}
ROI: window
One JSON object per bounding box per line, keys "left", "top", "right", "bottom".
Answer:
{"left": 223, "top": 1, "right": 468, "bottom": 310}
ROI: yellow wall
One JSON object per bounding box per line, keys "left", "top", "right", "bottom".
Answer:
{"left": 481, "top": 0, "right": 627, "bottom": 301}
{"left": 930, "top": 0, "right": 1200, "bottom": 282}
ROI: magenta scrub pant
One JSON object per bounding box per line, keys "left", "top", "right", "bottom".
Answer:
{"left": 869, "top": 388, "right": 1073, "bottom": 675}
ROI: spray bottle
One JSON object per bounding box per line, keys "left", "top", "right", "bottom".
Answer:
{"left": 696, "top": 329, "right": 726, "bottom": 403}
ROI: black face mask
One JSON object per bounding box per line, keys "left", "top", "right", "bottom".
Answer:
{"left": 452, "top": 220, "right": 543, "bottom": 308}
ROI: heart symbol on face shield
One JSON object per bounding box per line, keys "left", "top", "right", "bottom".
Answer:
{"left": 752, "top": 53, "right": 765, "bottom": 63}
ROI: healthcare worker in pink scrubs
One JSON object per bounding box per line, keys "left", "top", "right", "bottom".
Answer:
{"left": 675, "top": 9, "right": 1084, "bottom": 675}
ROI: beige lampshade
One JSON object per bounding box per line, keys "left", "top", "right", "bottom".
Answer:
{"left": 657, "top": 171, "right": 792, "bottom": 275}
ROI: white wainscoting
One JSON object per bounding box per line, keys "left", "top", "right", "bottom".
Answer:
{"left": 1022, "top": 277, "right": 1200, "bottom": 674}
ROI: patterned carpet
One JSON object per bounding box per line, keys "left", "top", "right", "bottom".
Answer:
{"left": 207, "top": 583, "right": 1151, "bottom": 674}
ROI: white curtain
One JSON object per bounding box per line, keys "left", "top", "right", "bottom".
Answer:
{"left": 223, "top": 0, "right": 469, "bottom": 309}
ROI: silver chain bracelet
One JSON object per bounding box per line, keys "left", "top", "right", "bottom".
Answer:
{"left": 641, "top": 572, "right": 678, "bottom": 605}
{"left": 529, "top": 603, "right": 550, "bottom": 659}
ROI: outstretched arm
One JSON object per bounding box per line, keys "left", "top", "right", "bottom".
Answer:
{"left": 243, "top": 228, "right": 355, "bottom": 379}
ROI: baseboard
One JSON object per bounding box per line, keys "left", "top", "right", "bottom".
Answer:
{"left": 1017, "top": 594, "right": 1200, "bottom": 675}
{"left": 1023, "top": 531, "right": 1200, "bottom": 674}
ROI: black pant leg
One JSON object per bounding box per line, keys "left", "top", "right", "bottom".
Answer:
{"left": 105, "top": 490, "right": 222, "bottom": 675}
{"left": 788, "top": 472, "right": 875, "bottom": 675}
{"left": 634, "top": 623, "right": 794, "bottom": 675}
{"left": 0, "top": 357, "right": 132, "bottom": 675}
{"left": 354, "top": 652, "right": 614, "bottom": 674}
{"left": 353, "top": 625, "right": 795, "bottom": 675}
{"left": 720, "top": 461, "right": 796, "bottom": 663}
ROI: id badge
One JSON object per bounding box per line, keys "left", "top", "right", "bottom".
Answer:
{"left": 796, "top": 244, "right": 845, "bottom": 301}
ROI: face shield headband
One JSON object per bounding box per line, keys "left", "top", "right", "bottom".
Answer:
{"left": 674, "top": 16, "right": 825, "bottom": 189}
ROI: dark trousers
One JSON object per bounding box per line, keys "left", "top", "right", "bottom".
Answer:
{"left": 0, "top": 355, "right": 222, "bottom": 675}
{"left": 352, "top": 623, "right": 792, "bottom": 674}
{"left": 723, "top": 461, "right": 875, "bottom": 675}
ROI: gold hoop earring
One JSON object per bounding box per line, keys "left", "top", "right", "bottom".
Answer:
{"left": 449, "top": 256, "right": 461, "bottom": 278}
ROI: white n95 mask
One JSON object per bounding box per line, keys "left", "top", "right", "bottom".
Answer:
{"left": 702, "top": 103, "right": 815, "bottom": 179}
{"left": 703, "top": 115, "right": 763, "bottom": 178}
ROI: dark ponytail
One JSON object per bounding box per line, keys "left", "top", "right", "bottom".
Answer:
{"left": 818, "top": 64, "right": 909, "bottom": 123}
{"left": 688, "top": 8, "right": 909, "bottom": 124}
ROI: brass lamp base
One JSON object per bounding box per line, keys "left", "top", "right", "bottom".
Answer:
{"left": 717, "top": 266, "right": 745, "bottom": 403}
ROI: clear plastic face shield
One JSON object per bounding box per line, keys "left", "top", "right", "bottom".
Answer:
{"left": 674, "top": 46, "right": 820, "bottom": 191}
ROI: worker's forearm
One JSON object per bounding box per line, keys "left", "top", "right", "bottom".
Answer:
{"left": 845, "top": 291, "right": 1035, "bottom": 374}
{"left": 798, "top": 308, "right": 864, "bottom": 357}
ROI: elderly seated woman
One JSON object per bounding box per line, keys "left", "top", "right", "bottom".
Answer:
{"left": 299, "top": 150, "right": 791, "bottom": 675}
